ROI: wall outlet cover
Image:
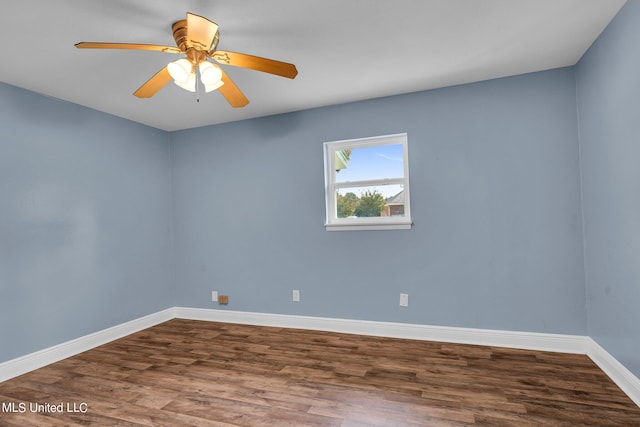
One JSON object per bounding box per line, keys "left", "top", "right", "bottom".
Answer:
{"left": 400, "top": 293, "right": 409, "bottom": 307}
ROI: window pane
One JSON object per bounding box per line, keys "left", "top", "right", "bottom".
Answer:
{"left": 336, "top": 185, "right": 405, "bottom": 218}
{"left": 335, "top": 144, "right": 404, "bottom": 183}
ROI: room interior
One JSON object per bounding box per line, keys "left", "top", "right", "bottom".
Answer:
{"left": 1, "top": 0, "right": 640, "bottom": 421}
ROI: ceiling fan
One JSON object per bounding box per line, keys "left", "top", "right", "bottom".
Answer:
{"left": 75, "top": 12, "right": 298, "bottom": 108}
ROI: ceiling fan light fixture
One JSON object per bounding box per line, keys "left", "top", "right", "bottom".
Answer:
{"left": 204, "top": 80, "right": 224, "bottom": 93}
{"left": 174, "top": 72, "right": 196, "bottom": 92}
{"left": 199, "top": 61, "right": 223, "bottom": 86}
{"left": 167, "top": 58, "right": 193, "bottom": 83}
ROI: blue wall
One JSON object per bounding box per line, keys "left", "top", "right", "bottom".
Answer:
{"left": 0, "top": 84, "right": 174, "bottom": 362}
{"left": 171, "top": 67, "right": 587, "bottom": 335}
{"left": 577, "top": 0, "right": 640, "bottom": 377}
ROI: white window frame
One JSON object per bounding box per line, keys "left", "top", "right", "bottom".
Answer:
{"left": 323, "top": 133, "right": 412, "bottom": 231}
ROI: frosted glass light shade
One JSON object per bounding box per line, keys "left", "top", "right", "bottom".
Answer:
{"left": 174, "top": 73, "right": 196, "bottom": 92}
{"left": 204, "top": 80, "right": 224, "bottom": 93}
{"left": 199, "top": 61, "right": 223, "bottom": 86}
{"left": 168, "top": 59, "right": 193, "bottom": 83}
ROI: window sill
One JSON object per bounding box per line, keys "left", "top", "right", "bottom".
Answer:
{"left": 325, "top": 221, "right": 412, "bottom": 231}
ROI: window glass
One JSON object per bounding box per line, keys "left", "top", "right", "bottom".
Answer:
{"left": 336, "top": 185, "right": 405, "bottom": 218}
{"left": 335, "top": 144, "right": 404, "bottom": 182}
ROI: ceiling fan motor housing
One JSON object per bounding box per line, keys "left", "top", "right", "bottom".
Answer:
{"left": 172, "top": 19, "right": 219, "bottom": 64}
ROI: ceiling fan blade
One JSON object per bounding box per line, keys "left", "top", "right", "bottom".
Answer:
{"left": 212, "top": 50, "right": 298, "bottom": 79}
{"left": 75, "top": 42, "right": 182, "bottom": 54}
{"left": 133, "top": 67, "right": 173, "bottom": 98}
{"left": 186, "top": 12, "right": 219, "bottom": 51}
{"left": 217, "top": 68, "right": 249, "bottom": 108}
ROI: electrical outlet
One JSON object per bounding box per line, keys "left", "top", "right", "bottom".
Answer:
{"left": 218, "top": 295, "right": 229, "bottom": 305}
{"left": 399, "top": 293, "right": 409, "bottom": 307}
{"left": 211, "top": 291, "right": 218, "bottom": 302}
{"left": 292, "top": 290, "right": 300, "bottom": 302}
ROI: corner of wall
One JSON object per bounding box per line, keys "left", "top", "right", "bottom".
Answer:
{"left": 167, "top": 130, "right": 178, "bottom": 307}
{"left": 572, "top": 64, "right": 591, "bottom": 337}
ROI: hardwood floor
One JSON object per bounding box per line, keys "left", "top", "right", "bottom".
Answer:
{"left": 1, "top": 319, "right": 639, "bottom": 426}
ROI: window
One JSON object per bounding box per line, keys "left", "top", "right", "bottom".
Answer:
{"left": 323, "top": 133, "right": 412, "bottom": 231}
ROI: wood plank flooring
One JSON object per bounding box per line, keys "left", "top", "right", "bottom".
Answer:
{"left": 1, "top": 319, "right": 639, "bottom": 426}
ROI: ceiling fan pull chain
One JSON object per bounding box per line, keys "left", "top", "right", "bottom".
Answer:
{"left": 195, "top": 65, "right": 201, "bottom": 102}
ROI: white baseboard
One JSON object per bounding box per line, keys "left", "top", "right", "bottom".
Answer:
{"left": 587, "top": 338, "right": 640, "bottom": 407}
{"left": 1, "top": 307, "right": 638, "bottom": 409}
{"left": 173, "top": 307, "right": 588, "bottom": 354}
{"left": 0, "top": 308, "right": 174, "bottom": 383}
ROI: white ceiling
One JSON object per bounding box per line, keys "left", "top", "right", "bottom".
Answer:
{"left": 0, "top": 0, "right": 626, "bottom": 131}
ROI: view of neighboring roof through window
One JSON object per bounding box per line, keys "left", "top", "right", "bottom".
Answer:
{"left": 324, "top": 134, "right": 411, "bottom": 231}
